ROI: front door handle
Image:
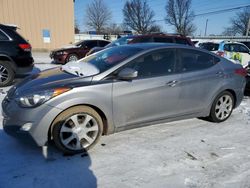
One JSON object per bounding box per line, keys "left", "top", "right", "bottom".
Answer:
{"left": 166, "top": 80, "right": 178, "bottom": 87}
{"left": 216, "top": 71, "right": 224, "bottom": 77}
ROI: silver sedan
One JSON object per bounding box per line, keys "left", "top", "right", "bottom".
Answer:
{"left": 2, "top": 43, "right": 246, "bottom": 154}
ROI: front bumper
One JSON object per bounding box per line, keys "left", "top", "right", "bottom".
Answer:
{"left": 50, "top": 53, "right": 67, "bottom": 64}
{"left": 2, "top": 97, "right": 62, "bottom": 146}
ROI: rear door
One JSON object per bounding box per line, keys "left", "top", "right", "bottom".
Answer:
{"left": 177, "top": 48, "right": 223, "bottom": 115}
{"left": 112, "top": 48, "right": 182, "bottom": 128}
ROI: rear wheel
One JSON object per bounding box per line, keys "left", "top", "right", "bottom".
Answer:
{"left": 52, "top": 106, "right": 103, "bottom": 154}
{"left": 0, "top": 61, "right": 14, "bottom": 87}
{"left": 209, "top": 91, "right": 234, "bottom": 122}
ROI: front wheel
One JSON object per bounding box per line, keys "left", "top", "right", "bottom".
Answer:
{"left": 52, "top": 106, "right": 103, "bottom": 154}
{"left": 66, "top": 54, "right": 78, "bottom": 63}
{"left": 209, "top": 91, "right": 234, "bottom": 122}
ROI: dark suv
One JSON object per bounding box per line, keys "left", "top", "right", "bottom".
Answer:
{"left": 50, "top": 39, "right": 110, "bottom": 64}
{"left": 86, "top": 33, "right": 194, "bottom": 56}
{"left": 0, "top": 24, "right": 34, "bottom": 87}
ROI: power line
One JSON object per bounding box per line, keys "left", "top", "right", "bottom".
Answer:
{"left": 154, "top": 4, "right": 250, "bottom": 22}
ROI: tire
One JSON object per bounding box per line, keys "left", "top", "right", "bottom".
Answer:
{"left": 66, "top": 54, "right": 78, "bottom": 63}
{"left": 0, "top": 61, "right": 14, "bottom": 87}
{"left": 52, "top": 106, "right": 103, "bottom": 154}
{"left": 208, "top": 91, "right": 234, "bottom": 122}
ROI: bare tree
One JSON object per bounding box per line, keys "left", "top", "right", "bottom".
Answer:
{"left": 85, "top": 0, "right": 112, "bottom": 33}
{"left": 123, "top": 0, "right": 155, "bottom": 34}
{"left": 104, "top": 23, "right": 122, "bottom": 35}
{"left": 165, "top": 0, "right": 196, "bottom": 36}
{"left": 149, "top": 24, "right": 162, "bottom": 33}
{"left": 222, "top": 8, "right": 250, "bottom": 36}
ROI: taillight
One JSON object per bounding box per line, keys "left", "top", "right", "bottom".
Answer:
{"left": 19, "top": 44, "right": 31, "bottom": 52}
{"left": 216, "top": 51, "right": 224, "bottom": 57}
{"left": 234, "top": 68, "right": 247, "bottom": 77}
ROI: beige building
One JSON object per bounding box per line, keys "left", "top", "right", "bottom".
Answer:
{"left": 0, "top": 0, "right": 75, "bottom": 51}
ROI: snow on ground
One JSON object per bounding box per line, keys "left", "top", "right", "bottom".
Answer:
{"left": 0, "top": 52, "right": 250, "bottom": 188}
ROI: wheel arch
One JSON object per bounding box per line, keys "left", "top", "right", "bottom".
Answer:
{"left": 0, "top": 55, "right": 17, "bottom": 72}
{"left": 224, "top": 89, "right": 237, "bottom": 108}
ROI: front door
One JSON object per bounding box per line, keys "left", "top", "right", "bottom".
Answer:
{"left": 112, "top": 48, "right": 182, "bottom": 128}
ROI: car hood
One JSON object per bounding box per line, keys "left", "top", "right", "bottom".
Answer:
{"left": 12, "top": 68, "right": 93, "bottom": 97}
{"left": 52, "top": 45, "right": 79, "bottom": 52}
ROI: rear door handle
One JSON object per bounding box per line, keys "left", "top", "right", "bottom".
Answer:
{"left": 166, "top": 80, "right": 178, "bottom": 87}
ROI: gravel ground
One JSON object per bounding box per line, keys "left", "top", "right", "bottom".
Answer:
{"left": 0, "top": 52, "right": 250, "bottom": 188}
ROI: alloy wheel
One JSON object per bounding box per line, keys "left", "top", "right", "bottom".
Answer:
{"left": 215, "top": 94, "right": 233, "bottom": 120}
{"left": 68, "top": 55, "right": 78, "bottom": 62}
{"left": 0, "top": 65, "right": 9, "bottom": 83}
{"left": 59, "top": 113, "right": 99, "bottom": 150}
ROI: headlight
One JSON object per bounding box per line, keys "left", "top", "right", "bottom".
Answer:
{"left": 56, "top": 51, "right": 66, "bottom": 55}
{"left": 16, "top": 88, "right": 71, "bottom": 108}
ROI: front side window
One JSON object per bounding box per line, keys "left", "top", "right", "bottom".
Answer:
{"left": 123, "top": 49, "right": 176, "bottom": 78}
{"left": 179, "top": 49, "right": 219, "bottom": 72}
{"left": 84, "top": 41, "right": 98, "bottom": 48}
{"left": 99, "top": 40, "right": 110, "bottom": 47}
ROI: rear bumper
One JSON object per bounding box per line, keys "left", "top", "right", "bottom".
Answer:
{"left": 15, "top": 63, "right": 34, "bottom": 76}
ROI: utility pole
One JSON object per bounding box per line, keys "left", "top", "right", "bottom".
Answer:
{"left": 246, "top": 18, "right": 250, "bottom": 36}
{"left": 204, "top": 19, "right": 208, "bottom": 36}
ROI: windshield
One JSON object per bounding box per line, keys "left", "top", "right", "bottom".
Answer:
{"left": 106, "top": 36, "right": 134, "bottom": 48}
{"left": 79, "top": 46, "right": 143, "bottom": 72}
{"left": 74, "top": 40, "right": 83, "bottom": 47}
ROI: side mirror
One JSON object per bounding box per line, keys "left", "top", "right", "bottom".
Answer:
{"left": 118, "top": 68, "right": 138, "bottom": 80}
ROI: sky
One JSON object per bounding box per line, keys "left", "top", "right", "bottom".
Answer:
{"left": 74, "top": 0, "right": 250, "bottom": 36}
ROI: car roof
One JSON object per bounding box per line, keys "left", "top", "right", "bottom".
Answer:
{"left": 122, "top": 42, "right": 187, "bottom": 50}
{"left": 133, "top": 33, "right": 187, "bottom": 39}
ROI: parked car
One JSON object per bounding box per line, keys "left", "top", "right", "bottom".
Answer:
{"left": 85, "top": 35, "right": 136, "bottom": 56}
{"left": 241, "top": 41, "right": 250, "bottom": 49}
{"left": 216, "top": 41, "right": 250, "bottom": 68}
{"left": 198, "top": 42, "right": 219, "bottom": 52}
{"left": 0, "top": 24, "right": 34, "bottom": 86}
{"left": 3, "top": 43, "right": 246, "bottom": 154}
{"left": 245, "top": 63, "right": 250, "bottom": 94}
{"left": 86, "top": 33, "right": 194, "bottom": 56}
{"left": 50, "top": 39, "right": 110, "bottom": 64}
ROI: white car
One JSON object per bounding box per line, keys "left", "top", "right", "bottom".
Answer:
{"left": 216, "top": 41, "right": 250, "bottom": 68}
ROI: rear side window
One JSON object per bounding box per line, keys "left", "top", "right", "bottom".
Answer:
{"left": 179, "top": 49, "right": 219, "bottom": 72}
{"left": 132, "top": 37, "right": 152, "bottom": 43}
{"left": 0, "top": 30, "right": 9, "bottom": 41}
{"left": 154, "top": 37, "right": 173, "bottom": 43}
{"left": 175, "top": 38, "right": 189, "bottom": 45}
{"left": 239, "top": 45, "right": 249, "bottom": 53}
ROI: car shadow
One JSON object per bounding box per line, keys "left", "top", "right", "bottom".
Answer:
{"left": 0, "top": 129, "right": 97, "bottom": 188}
{"left": 244, "top": 91, "right": 250, "bottom": 97}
